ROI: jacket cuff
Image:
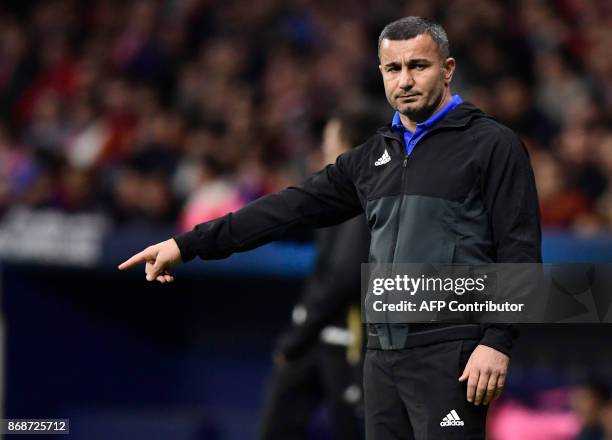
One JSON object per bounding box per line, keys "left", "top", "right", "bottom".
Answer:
{"left": 172, "top": 230, "right": 200, "bottom": 262}
{"left": 479, "top": 326, "right": 516, "bottom": 357}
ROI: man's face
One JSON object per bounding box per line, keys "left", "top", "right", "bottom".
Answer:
{"left": 379, "top": 34, "right": 455, "bottom": 121}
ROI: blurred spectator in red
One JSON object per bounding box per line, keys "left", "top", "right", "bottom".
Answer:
{"left": 179, "top": 154, "right": 244, "bottom": 231}
{"left": 532, "top": 150, "right": 591, "bottom": 229}
{"left": 594, "top": 133, "right": 612, "bottom": 229}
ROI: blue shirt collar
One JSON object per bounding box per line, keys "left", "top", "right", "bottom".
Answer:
{"left": 391, "top": 94, "right": 463, "bottom": 134}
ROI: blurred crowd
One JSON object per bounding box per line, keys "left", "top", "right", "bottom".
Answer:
{"left": 0, "top": 0, "right": 611, "bottom": 233}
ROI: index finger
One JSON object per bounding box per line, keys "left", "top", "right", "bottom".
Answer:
{"left": 118, "top": 249, "right": 154, "bottom": 270}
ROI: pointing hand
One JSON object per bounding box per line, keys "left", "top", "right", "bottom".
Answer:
{"left": 118, "top": 239, "right": 183, "bottom": 283}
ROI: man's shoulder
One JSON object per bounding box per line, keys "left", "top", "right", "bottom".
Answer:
{"left": 445, "top": 102, "right": 522, "bottom": 145}
{"left": 466, "top": 113, "right": 524, "bottom": 150}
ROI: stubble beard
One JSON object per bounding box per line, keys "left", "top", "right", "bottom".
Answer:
{"left": 395, "top": 86, "right": 446, "bottom": 123}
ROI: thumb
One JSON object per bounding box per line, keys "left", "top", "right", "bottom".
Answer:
{"left": 144, "top": 248, "right": 162, "bottom": 281}
{"left": 458, "top": 364, "right": 470, "bottom": 382}
{"left": 145, "top": 261, "right": 156, "bottom": 281}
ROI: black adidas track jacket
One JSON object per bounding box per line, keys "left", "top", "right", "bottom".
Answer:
{"left": 174, "top": 102, "right": 542, "bottom": 356}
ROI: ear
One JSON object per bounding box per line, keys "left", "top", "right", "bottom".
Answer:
{"left": 443, "top": 57, "right": 456, "bottom": 85}
{"left": 378, "top": 64, "right": 383, "bottom": 76}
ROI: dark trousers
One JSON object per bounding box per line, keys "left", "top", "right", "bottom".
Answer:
{"left": 364, "top": 339, "right": 488, "bottom": 440}
{"left": 259, "top": 343, "right": 363, "bottom": 440}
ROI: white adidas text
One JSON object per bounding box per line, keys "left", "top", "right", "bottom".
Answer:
{"left": 440, "top": 409, "right": 464, "bottom": 427}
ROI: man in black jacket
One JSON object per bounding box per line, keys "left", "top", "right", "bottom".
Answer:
{"left": 258, "top": 110, "right": 374, "bottom": 440}
{"left": 120, "top": 17, "right": 541, "bottom": 440}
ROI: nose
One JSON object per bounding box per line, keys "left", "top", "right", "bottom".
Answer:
{"left": 398, "top": 66, "right": 415, "bottom": 90}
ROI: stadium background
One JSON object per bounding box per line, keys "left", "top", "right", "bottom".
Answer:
{"left": 1, "top": 0, "right": 611, "bottom": 438}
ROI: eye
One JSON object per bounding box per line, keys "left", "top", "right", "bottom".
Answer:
{"left": 415, "top": 64, "right": 427, "bottom": 71}
{"left": 386, "top": 66, "right": 399, "bottom": 72}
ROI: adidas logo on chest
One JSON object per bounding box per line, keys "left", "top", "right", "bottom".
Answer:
{"left": 374, "top": 149, "right": 391, "bottom": 166}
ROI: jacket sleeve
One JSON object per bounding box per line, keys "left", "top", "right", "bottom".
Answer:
{"left": 173, "top": 152, "right": 363, "bottom": 262}
{"left": 478, "top": 128, "right": 542, "bottom": 356}
{"left": 275, "top": 216, "right": 370, "bottom": 361}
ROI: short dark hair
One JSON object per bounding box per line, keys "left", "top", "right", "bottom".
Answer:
{"left": 378, "top": 16, "right": 450, "bottom": 60}
{"left": 333, "top": 107, "right": 384, "bottom": 148}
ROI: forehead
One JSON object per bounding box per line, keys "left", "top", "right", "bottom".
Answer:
{"left": 379, "top": 34, "right": 440, "bottom": 63}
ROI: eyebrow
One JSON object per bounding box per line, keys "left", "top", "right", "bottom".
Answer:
{"left": 383, "top": 58, "right": 433, "bottom": 67}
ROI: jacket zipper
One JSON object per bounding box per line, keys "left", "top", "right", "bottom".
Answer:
{"left": 383, "top": 128, "right": 441, "bottom": 265}
{"left": 388, "top": 152, "right": 409, "bottom": 262}
{"left": 384, "top": 148, "right": 409, "bottom": 349}
{"left": 377, "top": 123, "right": 467, "bottom": 349}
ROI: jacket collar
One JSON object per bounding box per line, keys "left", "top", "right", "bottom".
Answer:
{"left": 377, "top": 102, "right": 490, "bottom": 140}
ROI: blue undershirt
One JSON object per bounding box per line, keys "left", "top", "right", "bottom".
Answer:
{"left": 391, "top": 94, "right": 463, "bottom": 156}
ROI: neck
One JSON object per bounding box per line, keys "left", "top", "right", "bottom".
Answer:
{"left": 399, "top": 88, "right": 452, "bottom": 132}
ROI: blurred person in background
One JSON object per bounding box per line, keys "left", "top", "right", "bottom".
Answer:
{"left": 593, "top": 133, "right": 612, "bottom": 229}
{"left": 179, "top": 154, "right": 244, "bottom": 230}
{"left": 493, "top": 77, "right": 555, "bottom": 149}
{"left": 531, "top": 150, "right": 591, "bottom": 229}
{"left": 570, "top": 382, "right": 609, "bottom": 440}
{"left": 258, "top": 109, "right": 377, "bottom": 440}
{"left": 600, "top": 399, "right": 612, "bottom": 440}
{"left": 556, "top": 125, "right": 607, "bottom": 207}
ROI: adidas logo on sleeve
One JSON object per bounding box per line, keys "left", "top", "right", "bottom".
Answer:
{"left": 440, "top": 409, "right": 464, "bottom": 427}
{"left": 374, "top": 149, "right": 391, "bottom": 166}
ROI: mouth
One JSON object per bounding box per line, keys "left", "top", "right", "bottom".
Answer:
{"left": 397, "top": 94, "right": 421, "bottom": 100}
